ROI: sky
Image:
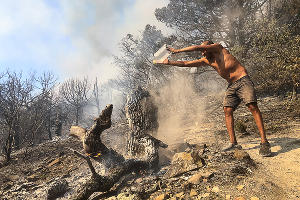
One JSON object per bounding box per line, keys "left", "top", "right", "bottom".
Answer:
{"left": 0, "top": 0, "right": 169, "bottom": 83}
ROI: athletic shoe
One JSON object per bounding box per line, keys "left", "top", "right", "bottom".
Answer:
{"left": 259, "top": 142, "right": 272, "bottom": 157}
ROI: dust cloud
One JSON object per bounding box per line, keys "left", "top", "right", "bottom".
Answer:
{"left": 152, "top": 71, "right": 211, "bottom": 145}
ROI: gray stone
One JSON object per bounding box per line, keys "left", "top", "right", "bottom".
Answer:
{"left": 164, "top": 151, "right": 205, "bottom": 178}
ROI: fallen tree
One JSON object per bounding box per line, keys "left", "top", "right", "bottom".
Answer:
{"left": 68, "top": 104, "right": 167, "bottom": 200}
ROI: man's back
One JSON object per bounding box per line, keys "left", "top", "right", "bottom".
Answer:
{"left": 204, "top": 45, "right": 248, "bottom": 83}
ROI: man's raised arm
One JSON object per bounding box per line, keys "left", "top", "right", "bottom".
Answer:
{"left": 168, "top": 43, "right": 222, "bottom": 54}
{"left": 156, "top": 58, "right": 207, "bottom": 67}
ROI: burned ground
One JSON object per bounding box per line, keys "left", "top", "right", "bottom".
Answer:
{"left": 0, "top": 96, "right": 299, "bottom": 200}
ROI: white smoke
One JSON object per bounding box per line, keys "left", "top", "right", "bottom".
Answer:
{"left": 0, "top": 0, "right": 169, "bottom": 82}
{"left": 57, "top": 0, "right": 169, "bottom": 82}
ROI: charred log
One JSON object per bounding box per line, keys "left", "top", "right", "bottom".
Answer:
{"left": 71, "top": 149, "right": 148, "bottom": 200}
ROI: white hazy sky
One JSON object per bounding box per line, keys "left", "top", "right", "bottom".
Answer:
{"left": 0, "top": 0, "right": 169, "bottom": 82}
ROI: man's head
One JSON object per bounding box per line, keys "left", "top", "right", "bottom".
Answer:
{"left": 201, "top": 40, "right": 214, "bottom": 59}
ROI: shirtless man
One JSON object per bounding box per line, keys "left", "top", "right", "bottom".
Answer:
{"left": 156, "top": 40, "right": 271, "bottom": 157}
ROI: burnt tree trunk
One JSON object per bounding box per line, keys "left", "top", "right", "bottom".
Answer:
{"left": 3, "top": 133, "right": 13, "bottom": 163}
{"left": 70, "top": 104, "right": 167, "bottom": 200}
{"left": 55, "top": 114, "right": 62, "bottom": 137}
{"left": 125, "top": 86, "right": 159, "bottom": 158}
{"left": 82, "top": 104, "right": 113, "bottom": 157}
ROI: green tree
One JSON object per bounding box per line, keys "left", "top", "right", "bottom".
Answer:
{"left": 155, "top": 0, "right": 268, "bottom": 48}
{"left": 246, "top": 20, "right": 300, "bottom": 95}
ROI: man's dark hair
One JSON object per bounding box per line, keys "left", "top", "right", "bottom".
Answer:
{"left": 202, "top": 40, "right": 214, "bottom": 45}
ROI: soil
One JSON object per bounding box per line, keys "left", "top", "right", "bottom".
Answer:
{"left": 183, "top": 96, "right": 300, "bottom": 199}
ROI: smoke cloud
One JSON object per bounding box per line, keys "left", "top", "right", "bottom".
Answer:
{"left": 57, "top": 0, "right": 169, "bottom": 81}
{"left": 0, "top": 0, "right": 169, "bottom": 82}
{"left": 153, "top": 71, "right": 207, "bottom": 145}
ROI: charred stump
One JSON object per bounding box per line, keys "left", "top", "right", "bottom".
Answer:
{"left": 69, "top": 104, "right": 167, "bottom": 199}
{"left": 125, "top": 86, "right": 160, "bottom": 158}
{"left": 82, "top": 104, "right": 113, "bottom": 156}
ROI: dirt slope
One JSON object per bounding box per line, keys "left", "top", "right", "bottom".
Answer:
{"left": 0, "top": 96, "right": 299, "bottom": 200}
{"left": 182, "top": 96, "right": 300, "bottom": 199}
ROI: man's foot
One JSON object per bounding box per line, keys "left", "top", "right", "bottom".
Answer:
{"left": 259, "top": 142, "right": 272, "bottom": 157}
{"left": 222, "top": 143, "right": 242, "bottom": 152}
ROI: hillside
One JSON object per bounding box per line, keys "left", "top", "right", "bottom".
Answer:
{"left": 0, "top": 95, "right": 299, "bottom": 200}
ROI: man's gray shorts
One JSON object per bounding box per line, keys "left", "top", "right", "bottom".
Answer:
{"left": 223, "top": 75, "right": 257, "bottom": 109}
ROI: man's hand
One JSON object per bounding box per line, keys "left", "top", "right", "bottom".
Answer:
{"left": 153, "top": 58, "right": 169, "bottom": 65}
{"left": 166, "top": 46, "right": 178, "bottom": 54}
{"left": 162, "top": 58, "right": 169, "bottom": 64}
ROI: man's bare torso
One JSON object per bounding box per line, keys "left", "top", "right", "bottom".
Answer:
{"left": 202, "top": 46, "right": 248, "bottom": 83}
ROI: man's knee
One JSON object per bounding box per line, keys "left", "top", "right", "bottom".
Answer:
{"left": 224, "top": 106, "right": 234, "bottom": 116}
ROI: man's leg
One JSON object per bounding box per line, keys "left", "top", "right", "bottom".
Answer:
{"left": 224, "top": 106, "right": 237, "bottom": 144}
{"left": 247, "top": 103, "right": 268, "bottom": 143}
{"left": 247, "top": 103, "right": 271, "bottom": 156}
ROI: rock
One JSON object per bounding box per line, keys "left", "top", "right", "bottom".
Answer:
{"left": 8, "top": 175, "right": 20, "bottom": 181}
{"left": 164, "top": 152, "right": 205, "bottom": 178}
{"left": 236, "top": 185, "right": 245, "bottom": 190}
{"left": 212, "top": 186, "right": 220, "bottom": 193}
{"left": 200, "top": 193, "right": 210, "bottom": 198}
{"left": 188, "top": 172, "right": 203, "bottom": 184}
{"left": 175, "top": 192, "right": 184, "bottom": 198}
{"left": 27, "top": 174, "right": 39, "bottom": 182}
{"left": 234, "top": 149, "right": 251, "bottom": 160}
{"left": 47, "top": 158, "right": 60, "bottom": 167}
{"left": 206, "top": 186, "right": 211, "bottom": 191}
{"left": 235, "top": 197, "right": 246, "bottom": 200}
{"left": 171, "top": 152, "right": 195, "bottom": 164}
{"left": 117, "top": 192, "right": 141, "bottom": 200}
{"left": 187, "top": 171, "right": 214, "bottom": 185}
{"left": 154, "top": 194, "right": 165, "bottom": 200}
{"left": 135, "top": 177, "right": 143, "bottom": 184}
{"left": 202, "top": 171, "right": 214, "bottom": 179}
{"left": 190, "top": 189, "right": 198, "bottom": 197}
